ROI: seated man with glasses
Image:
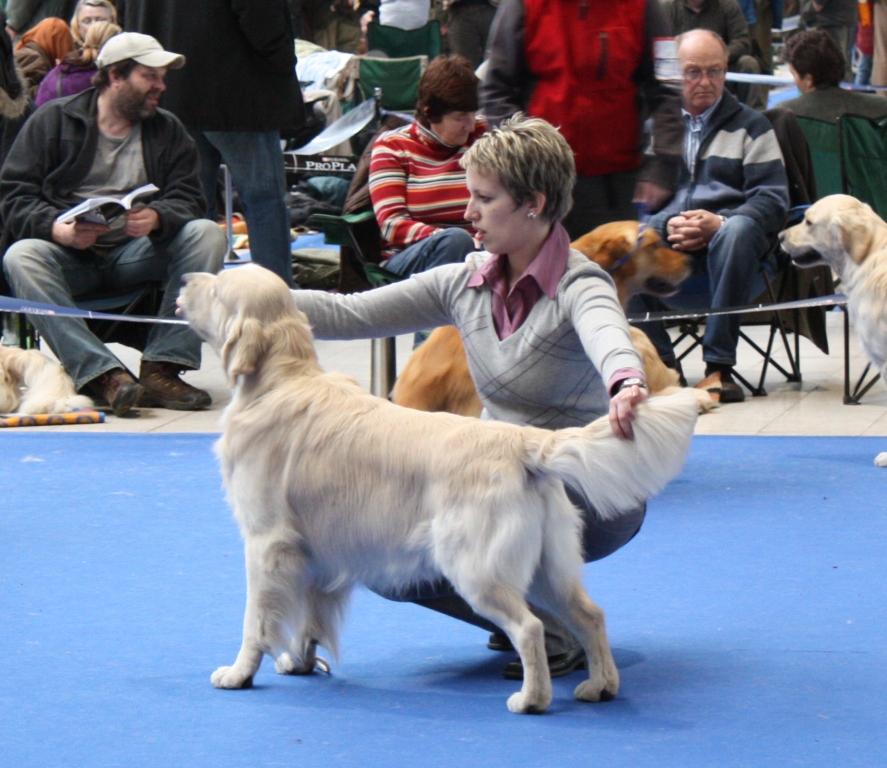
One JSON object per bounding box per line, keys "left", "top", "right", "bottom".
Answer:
{"left": 630, "top": 29, "right": 789, "bottom": 404}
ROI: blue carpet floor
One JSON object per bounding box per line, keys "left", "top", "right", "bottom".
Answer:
{"left": 2, "top": 433, "right": 885, "bottom": 768}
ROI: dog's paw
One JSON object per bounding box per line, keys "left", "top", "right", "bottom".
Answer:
{"left": 275, "top": 652, "right": 319, "bottom": 676}
{"left": 210, "top": 665, "right": 254, "bottom": 689}
{"left": 874, "top": 452, "right": 887, "bottom": 468}
{"left": 574, "top": 677, "right": 618, "bottom": 703}
{"left": 506, "top": 690, "right": 550, "bottom": 714}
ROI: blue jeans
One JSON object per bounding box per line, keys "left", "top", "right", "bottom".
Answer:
{"left": 630, "top": 214, "right": 772, "bottom": 367}
{"left": 2, "top": 220, "right": 227, "bottom": 390}
{"left": 194, "top": 130, "right": 293, "bottom": 286}
{"left": 383, "top": 228, "right": 476, "bottom": 277}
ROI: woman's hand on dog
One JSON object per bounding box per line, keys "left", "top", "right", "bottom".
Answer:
{"left": 609, "top": 384, "right": 648, "bottom": 440}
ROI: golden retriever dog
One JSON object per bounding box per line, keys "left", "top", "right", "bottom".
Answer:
{"left": 780, "top": 194, "right": 887, "bottom": 467}
{"left": 393, "top": 220, "right": 713, "bottom": 417}
{"left": 177, "top": 264, "right": 699, "bottom": 714}
{"left": 0, "top": 345, "right": 93, "bottom": 414}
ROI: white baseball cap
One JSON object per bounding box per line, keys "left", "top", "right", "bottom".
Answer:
{"left": 97, "top": 32, "right": 185, "bottom": 70}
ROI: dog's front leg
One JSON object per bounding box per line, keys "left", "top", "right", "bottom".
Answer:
{"left": 211, "top": 538, "right": 280, "bottom": 689}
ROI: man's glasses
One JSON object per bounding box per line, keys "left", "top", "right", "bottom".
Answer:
{"left": 682, "top": 67, "right": 726, "bottom": 83}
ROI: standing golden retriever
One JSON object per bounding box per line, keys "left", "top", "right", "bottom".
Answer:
{"left": 177, "top": 264, "right": 699, "bottom": 714}
{"left": 392, "top": 221, "right": 713, "bottom": 416}
{"left": 780, "top": 195, "right": 887, "bottom": 468}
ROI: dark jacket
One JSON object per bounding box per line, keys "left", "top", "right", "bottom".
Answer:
{"left": 121, "top": 0, "right": 304, "bottom": 133}
{"left": 0, "top": 88, "right": 205, "bottom": 254}
{"left": 663, "top": 0, "right": 752, "bottom": 65}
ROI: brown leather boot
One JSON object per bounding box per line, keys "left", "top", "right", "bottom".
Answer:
{"left": 84, "top": 368, "right": 143, "bottom": 417}
{"left": 139, "top": 360, "right": 211, "bottom": 410}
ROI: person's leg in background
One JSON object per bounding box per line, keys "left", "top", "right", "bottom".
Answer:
{"left": 2, "top": 240, "right": 126, "bottom": 390}
{"left": 105, "top": 220, "right": 227, "bottom": 409}
{"left": 697, "top": 214, "right": 770, "bottom": 400}
{"left": 872, "top": 0, "right": 887, "bottom": 91}
{"left": 562, "top": 171, "right": 639, "bottom": 241}
{"left": 446, "top": 2, "right": 497, "bottom": 69}
{"left": 199, "top": 130, "right": 294, "bottom": 287}
{"left": 382, "top": 227, "right": 476, "bottom": 276}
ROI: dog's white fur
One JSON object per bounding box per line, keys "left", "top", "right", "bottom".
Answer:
{"left": 178, "top": 264, "right": 698, "bottom": 713}
{"left": 780, "top": 195, "right": 887, "bottom": 468}
{"left": 0, "top": 345, "right": 93, "bottom": 414}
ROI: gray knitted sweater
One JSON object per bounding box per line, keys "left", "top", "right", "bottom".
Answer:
{"left": 291, "top": 249, "right": 642, "bottom": 429}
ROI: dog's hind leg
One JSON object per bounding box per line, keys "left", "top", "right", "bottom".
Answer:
{"left": 460, "top": 584, "right": 552, "bottom": 714}
{"left": 276, "top": 583, "right": 348, "bottom": 675}
{"left": 528, "top": 492, "right": 619, "bottom": 703}
{"left": 211, "top": 536, "right": 307, "bottom": 689}
{"left": 530, "top": 571, "right": 619, "bottom": 703}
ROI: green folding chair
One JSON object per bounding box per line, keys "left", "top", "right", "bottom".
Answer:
{"left": 796, "top": 115, "right": 843, "bottom": 198}
{"left": 356, "top": 55, "right": 428, "bottom": 112}
{"left": 366, "top": 20, "right": 442, "bottom": 59}
{"left": 839, "top": 113, "right": 887, "bottom": 218}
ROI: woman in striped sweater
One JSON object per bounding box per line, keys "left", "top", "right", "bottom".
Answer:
{"left": 368, "top": 54, "right": 486, "bottom": 276}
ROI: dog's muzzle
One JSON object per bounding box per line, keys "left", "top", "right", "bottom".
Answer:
{"left": 784, "top": 246, "right": 825, "bottom": 268}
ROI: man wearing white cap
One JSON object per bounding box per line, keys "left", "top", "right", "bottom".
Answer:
{"left": 0, "top": 32, "right": 227, "bottom": 417}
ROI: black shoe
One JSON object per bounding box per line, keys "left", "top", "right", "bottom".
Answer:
{"left": 502, "top": 646, "right": 587, "bottom": 680}
{"left": 487, "top": 632, "right": 514, "bottom": 652}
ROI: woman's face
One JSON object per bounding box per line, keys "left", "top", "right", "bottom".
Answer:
{"left": 465, "top": 167, "right": 540, "bottom": 257}
{"left": 77, "top": 3, "right": 114, "bottom": 38}
{"left": 428, "top": 110, "right": 476, "bottom": 146}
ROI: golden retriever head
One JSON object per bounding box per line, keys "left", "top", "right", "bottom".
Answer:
{"left": 570, "top": 221, "right": 692, "bottom": 307}
{"left": 178, "top": 265, "right": 317, "bottom": 385}
{"left": 780, "top": 194, "right": 884, "bottom": 275}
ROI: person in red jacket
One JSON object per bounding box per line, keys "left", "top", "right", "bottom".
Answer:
{"left": 481, "top": 0, "right": 683, "bottom": 238}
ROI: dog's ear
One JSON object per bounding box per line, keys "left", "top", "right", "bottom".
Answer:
{"left": 840, "top": 208, "right": 875, "bottom": 264}
{"left": 220, "top": 315, "right": 267, "bottom": 384}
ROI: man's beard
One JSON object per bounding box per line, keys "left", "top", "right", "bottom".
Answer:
{"left": 114, "top": 87, "right": 159, "bottom": 122}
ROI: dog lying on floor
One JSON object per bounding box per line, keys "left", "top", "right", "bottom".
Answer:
{"left": 392, "top": 220, "right": 715, "bottom": 417}
{"left": 0, "top": 345, "right": 93, "bottom": 414}
{"left": 780, "top": 194, "right": 887, "bottom": 467}
{"left": 177, "top": 264, "right": 699, "bottom": 714}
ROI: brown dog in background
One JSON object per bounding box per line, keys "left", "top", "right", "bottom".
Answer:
{"left": 393, "top": 221, "right": 714, "bottom": 416}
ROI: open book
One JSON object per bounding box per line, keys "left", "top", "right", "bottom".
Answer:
{"left": 55, "top": 183, "right": 160, "bottom": 226}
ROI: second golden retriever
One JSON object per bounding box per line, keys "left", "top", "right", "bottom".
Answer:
{"left": 780, "top": 194, "right": 887, "bottom": 467}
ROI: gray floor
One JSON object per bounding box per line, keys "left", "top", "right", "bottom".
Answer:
{"left": 5, "top": 308, "right": 885, "bottom": 436}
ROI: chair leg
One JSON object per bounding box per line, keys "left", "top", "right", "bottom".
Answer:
{"left": 842, "top": 307, "right": 882, "bottom": 404}
{"left": 370, "top": 336, "right": 397, "bottom": 398}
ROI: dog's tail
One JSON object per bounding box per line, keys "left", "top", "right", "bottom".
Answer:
{"left": 524, "top": 388, "right": 698, "bottom": 520}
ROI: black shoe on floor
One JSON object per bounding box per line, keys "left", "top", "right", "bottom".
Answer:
{"left": 502, "top": 645, "right": 587, "bottom": 680}
{"left": 487, "top": 632, "right": 514, "bottom": 652}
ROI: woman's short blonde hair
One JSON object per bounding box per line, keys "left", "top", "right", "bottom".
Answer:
{"left": 460, "top": 113, "right": 576, "bottom": 223}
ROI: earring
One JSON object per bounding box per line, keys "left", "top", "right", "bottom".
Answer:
{"left": 527, "top": 210, "right": 537, "bottom": 219}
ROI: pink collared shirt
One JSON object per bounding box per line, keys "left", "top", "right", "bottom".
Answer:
{"left": 466, "top": 222, "right": 644, "bottom": 394}
{"left": 467, "top": 223, "right": 571, "bottom": 340}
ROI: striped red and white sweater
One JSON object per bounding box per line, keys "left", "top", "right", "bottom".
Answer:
{"left": 368, "top": 119, "right": 486, "bottom": 258}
